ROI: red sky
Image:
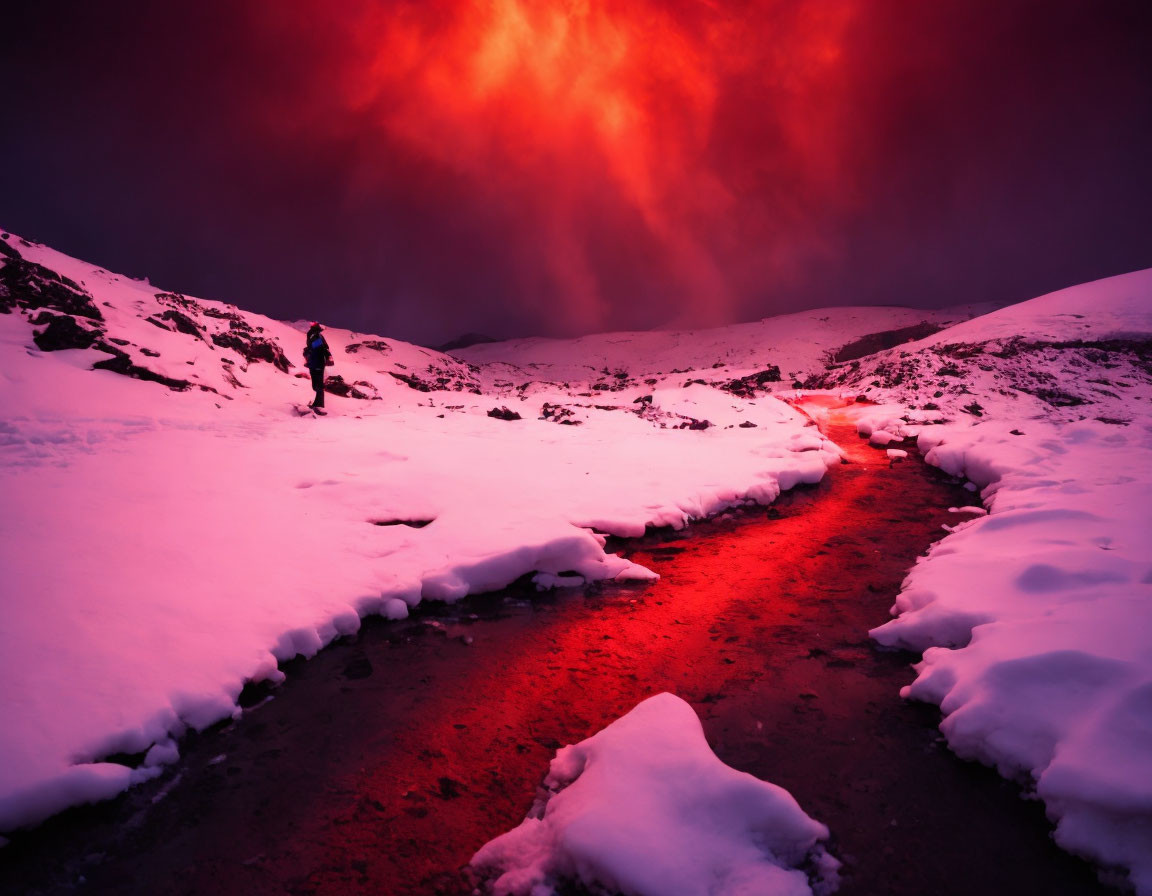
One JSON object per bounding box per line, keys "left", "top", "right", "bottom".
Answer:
{"left": 2, "top": 0, "right": 1151, "bottom": 342}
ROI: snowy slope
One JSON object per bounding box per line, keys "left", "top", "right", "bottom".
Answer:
{"left": 454, "top": 304, "right": 988, "bottom": 393}
{"left": 803, "top": 268, "right": 1152, "bottom": 893}
{"left": 0, "top": 230, "right": 837, "bottom": 832}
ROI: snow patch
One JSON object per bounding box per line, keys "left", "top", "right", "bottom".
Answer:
{"left": 471, "top": 693, "right": 838, "bottom": 896}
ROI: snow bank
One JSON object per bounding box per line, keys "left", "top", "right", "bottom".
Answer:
{"left": 814, "top": 267, "right": 1152, "bottom": 892}
{"left": 871, "top": 419, "right": 1152, "bottom": 892}
{"left": 0, "top": 233, "right": 838, "bottom": 831}
{"left": 471, "top": 693, "right": 838, "bottom": 896}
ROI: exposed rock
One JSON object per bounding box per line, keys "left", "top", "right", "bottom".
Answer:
{"left": 487, "top": 406, "right": 522, "bottom": 421}
{"left": 345, "top": 340, "right": 392, "bottom": 354}
{"left": 388, "top": 371, "right": 433, "bottom": 392}
{"left": 33, "top": 315, "right": 103, "bottom": 351}
{"left": 146, "top": 309, "right": 204, "bottom": 339}
{"left": 91, "top": 347, "right": 196, "bottom": 391}
{"left": 540, "top": 402, "right": 580, "bottom": 424}
{"left": 211, "top": 331, "right": 292, "bottom": 373}
{"left": 720, "top": 366, "right": 781, "bottom": 398}
{"left": 0, "top": 257, "right": 103, "bottom": 320}
{"left": 323, "top": 375, "right": 378, "bottom": 400}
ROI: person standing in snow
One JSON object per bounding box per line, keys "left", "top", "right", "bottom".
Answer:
{"left": 303, "top": 322, "right": 332, "bottom": 409}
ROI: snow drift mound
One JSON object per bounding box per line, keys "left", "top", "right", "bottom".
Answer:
{"left": 471, "top": 693, "right": 839, "bottom": 896}
{"left": 806, "top": 267, "right": 1152, "bottom": 894}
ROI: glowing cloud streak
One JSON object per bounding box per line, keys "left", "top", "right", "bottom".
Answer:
{"left": 264, "top": 0, "right": 858, "bottom": 330}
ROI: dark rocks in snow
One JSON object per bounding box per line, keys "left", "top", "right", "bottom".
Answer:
{"left": 211, "top": 330, "right": 292, "bottom": 373}
{"left": 154, "top": 291, "right": 200, "bottom": 313}
{"left": 425, "top": 361, "right": 483, "bottom": 394}
{"left": 345, "top": 340, "right": 392, "bottom": 355}
{"left": 739, "top": 420, "right": 758, "bottom": 428}
{"left": 0, "top": 256, "right": 103, "bottom": 320}
{"left": 936, "top": 342, "right": 985, "bottom": 359}
{"left": 1019, "top": 387, "right": 1086, "bottom": 408}
{"left": 91, "top": 348, "right": 195, "bottom": 392}
{"left": 488, "top": 406, "right": 522, "bottom": 421}
{"left": 323, "top": 375, "right": 378, "bottom": 400}
{"left": 389, "top": 371, "right": 433, "bottom": 392}
{"left": 246, "top": 338, "right": 292, "bottom": 373}
{"left": 541, "top": 403, "right": 581, "bottom": 424}
{"left": 679, "top": 418, "right": 711, "bottom": 430}
{"left": 388, "top": 364, "right": 482, "bottom": 395}
{"left": 720, "top": 366, "right": 782, "bottom": 398}
{"left": 146, "top": 309, "right": 204, "bottom": 339}
{"left": 33, "top": 314, "right": 103, "bottom": 351}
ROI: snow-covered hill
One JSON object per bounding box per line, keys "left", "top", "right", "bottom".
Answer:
{"left": 453, "top": 303, "right": 991, "bottom": 392}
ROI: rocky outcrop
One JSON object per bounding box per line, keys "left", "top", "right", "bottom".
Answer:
{"left": 0, "top": 250, "right": 104, "bottom": 321}
{"left": 719, "top": 366, "right": 782, "bottom": 398}
{"left": 323, "top": 375, "right": 379, "bottom": 400}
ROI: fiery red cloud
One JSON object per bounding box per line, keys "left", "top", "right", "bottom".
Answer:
{"left": 5, "top": 1, "right": 1150, "bottom": 342}
{"left": 256, "top": 0, "right": 861, "bottom": 331}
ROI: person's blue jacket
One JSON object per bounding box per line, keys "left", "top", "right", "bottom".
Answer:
{"left": 304, "top": 331, "right": 331, "bottom": 371}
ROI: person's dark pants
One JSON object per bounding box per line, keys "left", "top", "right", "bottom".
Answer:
{"left": 309, "top": 367, "right": 325, "bottom": 407}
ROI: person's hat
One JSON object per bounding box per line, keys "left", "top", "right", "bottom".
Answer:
{"left": 309, "top": 321, "right": 322, "bottom": 330}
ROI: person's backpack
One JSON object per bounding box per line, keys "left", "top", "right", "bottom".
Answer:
{"left": 304, "top": 335, "right": 332, "bottom": 369}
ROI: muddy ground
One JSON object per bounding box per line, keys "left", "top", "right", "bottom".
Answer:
{"left": 0, "top": 406, "right": 1116, "bottom": 895}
